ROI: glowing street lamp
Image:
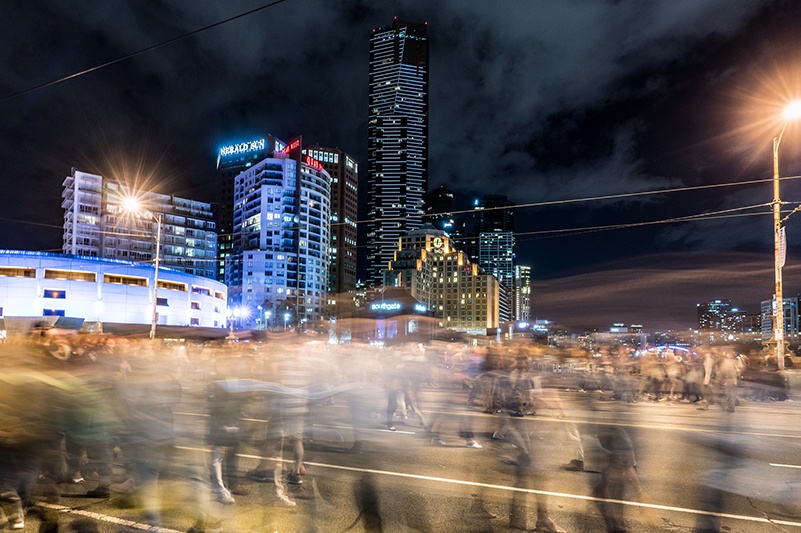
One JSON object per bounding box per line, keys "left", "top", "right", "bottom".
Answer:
{"left": 122, "top": 197, "right": 163, "bottom": 341}
{"left": 772, "top": 101, "right": 801, "bottom": 370}
{"left": 284, "top": 312, "right": 291, "bottom": 331}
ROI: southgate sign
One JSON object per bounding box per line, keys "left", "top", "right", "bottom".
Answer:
{"left": 219, "top": 139, "right": 266, "bottom": 157}
{"left": 370, "top": 302, "right": 402, "bottom": 311}
{"left": 368, "top": 301, "right": 428, "bottom": 313}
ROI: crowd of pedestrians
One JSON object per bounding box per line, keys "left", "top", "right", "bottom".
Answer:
{"left": 0, "top": 324, "right": 781, "bottom": 532}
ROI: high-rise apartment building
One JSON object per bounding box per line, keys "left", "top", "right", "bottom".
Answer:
{"left": 465, "top": 194, "right": 516, "bottom": 263}
{"left": 479, "top": 231, "right": 515, "bottom": 322}
{"left": 367, "top": 18, "right": 429, "bottom": 285}
{"left": 62, "top": 168, "right": 217, "bottom": 279}
{"left": 215, "top": 136, "right": 282, "bottom": 282}
{"left": 515, "top": 265, "right": 531, "bottom": 321}
{"left": 226, "top": 142, "right": 331, "bottom": 326}
{"left": 303, "top": 146, "right": 358, "bottom": 298}
{"left": 760, "top": 297, "right": 798, "bottom": 342}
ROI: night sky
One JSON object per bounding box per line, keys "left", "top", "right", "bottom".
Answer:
{"left": 3, "top": 0, "right": 801, "bottom": 331}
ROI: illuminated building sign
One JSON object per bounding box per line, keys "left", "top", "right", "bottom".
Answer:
{"left": 305, "top": 155, "right": 324, "bottom": 172}
{"left": 414, "top": 304, "right": 427, "bottom": 312}
{"left": 219, "top": 139, "right": 266, "bottom": 157}
{"left": 370, "top": 302, "right": 402, "bottom": 311}
{"left": 278, "top": 138, "right": 301, "bottom": 155}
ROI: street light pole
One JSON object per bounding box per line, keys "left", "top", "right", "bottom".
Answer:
{"left": 771, "top": 101, "right": 801, "bottom": 371}
{"left": 150, "top": 212, "right": 162, "bottom": 341}
{"left": 773, "top": 135, "right": 786, "bottom": 370}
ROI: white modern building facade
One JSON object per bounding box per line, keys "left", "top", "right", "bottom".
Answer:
{"left": 62, "top": 168, "right": 218, "bottom": 279}
{"left": 226, "top": 152, "right": 332, "bottom": 326}
{"left": 0, "top": 250, "right": 227, "bottom": 328}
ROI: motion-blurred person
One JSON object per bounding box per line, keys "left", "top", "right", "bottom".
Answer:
{"left": 207, "top": 350, "right": 252, "bottom": 504}
{"left": 399, "top": 344, "right": 428, "bottom": 429}
{"left": 697, "top": 349, "right": 717, "bottom": 410}
{"left": 666, "top": 351, "right": 684, "bottom": 401}
{"left": 477, "top": 347, "right": 506, "bottom": 413}
{"left": 494, "top": 412, "right": 565, "bottom": 532}
{"left": 116, "top": 341, "right": 183, "bottom": 527}
{"left": 60, "top": 335, "right": 120, "bottom": 499}
{"left": 716, "top": 352, "right": 740, "bottom": 413}
{"left": 681, "top": 356, "right": 703, "bottom": 403}
{"left": 593, "top": 425, "right": 653, "bottom": 533}
{"left": 427, "top": 344, "right": 483, "bottom": 449}
{"left": 246, "top": 340, "right": 311, "bottom": 508}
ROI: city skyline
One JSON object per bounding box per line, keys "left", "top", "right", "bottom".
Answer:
{"left": 3, "top": 2, "right": 801, "bottom": 330}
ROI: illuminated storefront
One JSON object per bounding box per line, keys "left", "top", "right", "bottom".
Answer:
{"left": 357, "top": 287, "right": 435, "bottom": 345}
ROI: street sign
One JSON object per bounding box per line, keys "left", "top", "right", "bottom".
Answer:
{"left": 780, "top": 227, "right": 787, "bottom": 268}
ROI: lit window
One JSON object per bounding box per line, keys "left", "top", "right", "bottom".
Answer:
{"left": 43, "top": 289, "right": 67, "bottom": 299}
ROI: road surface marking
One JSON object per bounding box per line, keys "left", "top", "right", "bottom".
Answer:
{"left": 173, "top": 412, "right": 418, "bottom": 434}
{"left": 176, "top": 407, "right": 801, "bottom": 440}
{"left": 770, "top": 463, "right": 801, "bottom": 469}
{"left": 37, "top": 502, "right": 183, "bottom": 533}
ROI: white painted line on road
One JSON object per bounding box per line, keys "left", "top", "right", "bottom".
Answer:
{"left": 174, "top": 445, "right": 801, "bottom": 529}
{"left": 37, "top": 502, "right": 183, "bottom": 533}
{"left": 770, "top": 463, "right": 801, "bottom": 469}
{"left": 455, "top": 409, "right": 801, "bottom": 440}
{"left": 176, "top": 407, "right": 801, "bottom": 441}
{"left": 172, "top": 412, "right": 418, "bottom": 434}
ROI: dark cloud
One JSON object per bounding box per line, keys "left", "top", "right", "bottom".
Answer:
{"left": 535, "top": 251, "right": 786, "bottom": 331}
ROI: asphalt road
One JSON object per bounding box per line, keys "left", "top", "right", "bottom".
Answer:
{"left": 19, "top": 381, "right": 801, "bottom": 533}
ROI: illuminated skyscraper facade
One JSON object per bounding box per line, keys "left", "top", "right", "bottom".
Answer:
{"left": 215, "top": 136, "right": 282, "bottom": 282}
{"left": 479, "top": 231, "right": 515, "bottom": 322}
{"left": 515, "top": 265, "right": 531, "bottom": 321}
{"left": 303, "top": 146, "right": 358, "bottom": 298}
{"left": 225, "top": 146, "right": 331, "bottom": 326}
{"left": 367, "top": 18, "right": 429, "bottom": 285}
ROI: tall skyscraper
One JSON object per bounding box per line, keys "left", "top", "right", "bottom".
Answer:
{"left": 367, "top": 18, "right": 429, "bottom": 285}
{"left": 303, "top": 146, "right": 359, "bottom": 298}
{"left": 62, "top": 168, "right": 217, "bottom": 279}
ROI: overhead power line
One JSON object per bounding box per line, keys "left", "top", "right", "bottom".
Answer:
{"left": 0, "top": 0, "right": 292, "bottom": 103}
{"left": 516, "top": 203, "right": 770, "bottom": 240}
{"left": 439, "top": 175, "right": 801, "bottom": 218}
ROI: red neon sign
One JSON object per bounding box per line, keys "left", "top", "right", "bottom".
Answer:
{"left": 278, "top": 138, "right": 301, "bottom": 155}
{"left": 305, "top": 155, "right": 324, "bottom": 171}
